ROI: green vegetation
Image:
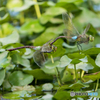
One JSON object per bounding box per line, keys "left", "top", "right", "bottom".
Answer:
{"left": 0, "top": 0, "right": 100, "bottom": 99}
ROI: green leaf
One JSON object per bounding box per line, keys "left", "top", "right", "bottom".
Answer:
{"left": 7, "top": 0, "right": 23, "bottom": 9}
{"left": 45, "top": 61, "right": 60, "bottom": 69}
{"left": 53, "top": 91, "right": 70, "bottom": 100}
{"left": 76, "top": 62, "right": 94, "bottom": 71}
{"left": 68, "top": 53, "right": 85, "bottom": 59}
{"left": 45, "top": 7, "right": 66, "bottom": 16}
{"left": 41, "top": 65, "right": 57, "bottom": 75}
{"left": 56, "top": 2, "right": 80, "bottom": 12}
{"left": 83, "top": 71, "right": 100, "bottom": 82}
{"left": 23, "top": 69, "right": 53, "bottom": 80}
{"left": 95, "top": 53, "right": 100, "bottom": 67}
{"left": 0, "top": 31, "right": 19, "bottom": 45}
{"left": 20, "top": 19, "right": 45, "bottom": 34}
{"left": 22, "top": 48, "right": 34, "bottom": 59}
{"left": 9, "top": 71, "right": 34, "bottom": 86}
{"left": 12, "top": 1, "right": 36, "bottom": 12}
{"left": 59, "top": 55, "right": 72, "bottom": 67}
{"left": 59, "top": 0, "right": 83, "bottom": 3}
{"left": 42, "top": 83, "right": 53, "bottom": 90}
{"left": 50, "top": 18, "right": 63, "bottom": 24}
{"left": 73, "top": 8, "right": 100, "bottom": 33}
{"left": 68, "top": 62, "right": 94, "bottom": 71}
{"left": 0, "top": 69, "right": 5, "bottom": 86}
{"left": 79, "top": 56, "right": 88, "bottom": 62}
{"left": 34, "top": 32, "right": 58, "bottom": 46}
{"left": 39, "top": 1, "right": 55, "bottom": 7}
{"left": 0, "top": 13, "right": 10, "bottom": 24}
{"left": 52, "top": 39, "right": 66, "bottom": 57}
{"left": 39, "top": 14, "right": 53, "bottom": 24}
{"left": 45, "top": 24, "right": 64, "bottom": 35}
{"left": 0, "top": 51, "right": 11, "bottom": 68}
{"left": 71, "top": 58, "right": 81, "bottom": 64}
{"left": 11, "top": 52, "right": 30, "bottom": 68}
{"left": 61, "top": 69, "right": 73, "bottom": 82}
{"left": 2, "top": 90, "right": 35, "bottom": 99}
{"left": 0, "top": 23, "right": 14, "bottom": 38}
{"left": 11, "top": 85, "right": 35, "bottom": 92}
{"left": 83, "top": 47, "right": 100, "bottom": 55}
{"left": 69, "top": 80, "right": 89, "bottom": 90}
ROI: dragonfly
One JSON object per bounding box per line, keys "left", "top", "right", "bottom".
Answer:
{"left": 6, "top": 39, "right": 57, "bottom": 67}
{"left": 33, "top": 39, "right": 57, "bottom": 67}
{"left": 62, "top": 13, "right": 94, "bottom": 51}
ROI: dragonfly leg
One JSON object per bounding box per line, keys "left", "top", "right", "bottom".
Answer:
{"left": 77, "top": 42, "right": 83, "bottom": 52}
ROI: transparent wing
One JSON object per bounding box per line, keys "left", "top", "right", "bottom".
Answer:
{"left": 41, "top": 39, "right": 53, "bottom": 53}
{"left": 82, "top": 23, "right": 90, "bottom": 37}
{"left": 33, "top": 50, "right": 48, "bottom": 67}
{"left": 63, "top": 29, "right": 76, "bottom": 42}
{"left": 62, "top": 13, "right": 80, "bottom": 37}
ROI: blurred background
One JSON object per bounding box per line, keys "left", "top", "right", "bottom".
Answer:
{"left": 0, "top": 0, "right": 100, "bottom": 47}
{"left": 0, "top": 0, "right": 100, "bottom": 99}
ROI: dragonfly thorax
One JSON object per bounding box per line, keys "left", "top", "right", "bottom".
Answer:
{"left": 76, "top": 35, "right": 89, "bottom": 44}
{"left": 52, "top": 45, "right": 57, "bottom": 52}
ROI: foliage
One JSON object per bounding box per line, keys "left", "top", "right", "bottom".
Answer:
{"left": 0, "top": 0, "right": 100, "bottom": 99}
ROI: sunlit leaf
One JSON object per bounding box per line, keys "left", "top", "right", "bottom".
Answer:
{"left": 0, "top": 31, "right": 19, "bottom": 45}
{"left": 76, "top": 62, "right": 94, "bottom": 71}
{"left": 20, "top": 19, "right": 45, "bottom": 34}
{"left": 0, "top": 23, "right": 14, "bottom": 38}
{"left": 79, "top": 56, "right": 88, "bottom": 62}
{"left": 59, "top": 55, "right": 72, "bottom": 67}
{"left": 11, "top": 85, "right": 35, "bottom": 92}
{"left": 42, "top": 83, "right": 53, "bottom": 90}
{"left": 95, "top": 53, "right": 100, "bottom": 67}
{"left": 45, "top": 24, "right": 64, "bottom": 35}
{"left": 45, "top": 7, "right": 66, "bottom": 16}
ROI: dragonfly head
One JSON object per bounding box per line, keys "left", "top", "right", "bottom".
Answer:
{"left": 89, "top": 35, "right": 94, "bottom": 42}
{"left": 52, "top": 45, "right": 57, "bottom": 52}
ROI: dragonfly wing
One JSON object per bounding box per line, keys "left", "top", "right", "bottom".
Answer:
{"left": 63, "top": 29, "right": 76, "bottom": 42}
{"left": 82, "top": 23, "right": 90, "bottom": 37}
{"left": 41, "top": 39, "right": 53, "bottom": 53}
{"left": 81, "top": 23, "right": 90, "bottom": 43}
{"left": 62, "top": 13, "right": 80, "bottom": 37}
{"left": 33, "top": 50, "right": 48, "bottom": 67}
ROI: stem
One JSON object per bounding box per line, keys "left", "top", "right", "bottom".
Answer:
{"left": 20, "top": 11, "right": 25, "bottom": 25}
{"left": 50, "top": 55, "right": 62, "bottom": 86}
{"left": 51, "top": 55, "right": 54, "bottom": 63}
{"left": 6, "top": 46, "right": 36, "bottom": 51}
{"left": 74, "top": 64, "right": 78, "bottom": 82}
{"left": 34, "top": 0, "right": 41, "bottom": 18}
{"left": 81, "top": 70, "right": 85, "bottom": 78}
{"left": 95, "top": 79, "right": 99, "bottom": 92}
{"left": 55, "top": 67, "right": 62, "bottom": 86}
